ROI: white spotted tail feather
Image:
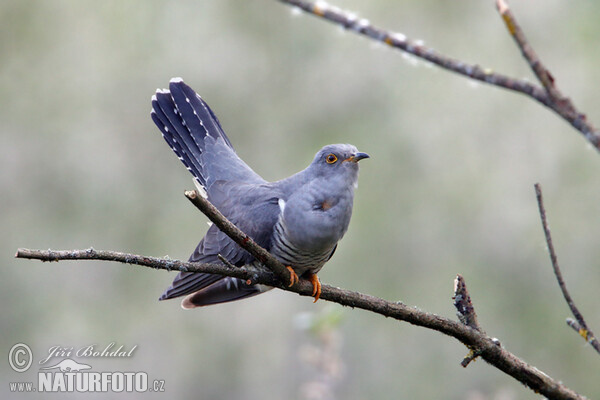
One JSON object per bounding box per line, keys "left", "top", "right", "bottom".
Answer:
{"left": 151, "top": 78, "right": 262, "bottom": 193}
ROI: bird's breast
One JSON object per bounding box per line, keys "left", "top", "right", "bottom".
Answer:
{"left": 277, "top": 190, "right": 353, "bottom": 252}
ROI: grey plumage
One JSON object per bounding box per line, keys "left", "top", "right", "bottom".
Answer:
{"left": 151, "top": 78, "right": 368, "bottom": 308}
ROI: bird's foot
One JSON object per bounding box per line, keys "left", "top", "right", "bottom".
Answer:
{"left": 286, "top": 266, "right": 299, "bottom": 287}
{"left": 306, "top": 272, "right": 321, "bottom": 303}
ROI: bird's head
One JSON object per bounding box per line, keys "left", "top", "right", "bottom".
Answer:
{"left": 309, "top": 144, "right": 369, "bottom": 180}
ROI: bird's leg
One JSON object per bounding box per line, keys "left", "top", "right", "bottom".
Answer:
{"left": 286, "top": 266, "right": 299, "bottom": 287}
{"left": 305, "top": 272, "right": 321, "bottom": 303}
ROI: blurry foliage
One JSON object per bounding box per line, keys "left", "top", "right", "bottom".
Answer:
{"left": 2, "top": 0, "right": 599, "bottom": 399}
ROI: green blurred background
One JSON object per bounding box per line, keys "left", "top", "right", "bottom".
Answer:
{"left": 2, "top": 0, "right": 599, "bottom": 398}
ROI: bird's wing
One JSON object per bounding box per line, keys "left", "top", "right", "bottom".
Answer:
{"left": 151, "top": 78, "right": 265, "bottom": 201}
{"left": 159, "top": 183, "right": 283, "bottom": 307}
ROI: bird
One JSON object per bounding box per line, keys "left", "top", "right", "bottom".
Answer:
{"left": 151, "top": 78, "right": 369, "bottom": 308}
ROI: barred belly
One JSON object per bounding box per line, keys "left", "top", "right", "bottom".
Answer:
{"left": 270, "top": 220, "right": 334, "bottom": 276}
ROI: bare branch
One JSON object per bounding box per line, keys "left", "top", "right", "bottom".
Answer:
{"left": 496, "top": 0, "right": 599, "bottom": 149}
{"left": 280, "top": 0, "right": 546, "bottom": 104}
{"left": 16, "top": 246, "right": 586, "bottom": 399}
{"left": 278, "top": 0, "right": 600, "bottom": 150}
{"left": 534, "top": 183, "right": 600, "bottom": 355}
{"left": 16, "top": 185, "right": 588, "bottom": 400}
{"left": 495, "top": 0, "right": 556, "bottom": 98}
{"left": 15, "top": 247, "right": 299, "bottom": 292}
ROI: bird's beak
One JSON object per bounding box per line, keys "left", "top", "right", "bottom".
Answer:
{"left": 345, "top": 152, "right": 370, "bottom": 163}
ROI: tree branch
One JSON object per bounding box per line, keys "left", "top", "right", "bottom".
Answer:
{"left": 495, "top": 0, "right": 557, "bottom": 99}
{"left": 495, "top": 0, "right": 599, "bottom": 149}
{"left": 16, "top": 246, "right": 586, "bottom": 399}
{"left": 534, "top": 183, "right": 600, "bottom": 355}
{"left": 278, "top": 0, "right": 600, "bottom": 150}
{"left": 16, "top": 190, "right": 586, "bottom": 400}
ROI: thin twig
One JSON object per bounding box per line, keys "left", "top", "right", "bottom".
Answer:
{"left": 16, "top": 246, "right": 585, "bottom": 399}
{"left": 534, "top": 183, "right": 600, "bottom": 354}
{"left": 495, "top": 0, "right": 599, "bottom": 149}
{"left": 217, "top": 254, "right": 237, "bottom": 270}
{"left": 278, "top": 0, "right": 600, "bottom": 150}
{"left": 460, "top": 349, "right": 481, "bottom": 368}
{"left": 453, "top": 274, "right": 486, "bottom": 367}
{"left": 453, "top": 274, "right": 482, "bottom": 332}
{"left": 496, "top": 0, "right": 557, "bottom": 99}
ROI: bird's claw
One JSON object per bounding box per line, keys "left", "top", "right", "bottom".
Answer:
{"left": 285, "top": 267, "right": 321, "bottom": 302}
{"left": 307, "top": 273, "right": 321, "bottom": 303}
{"left": 286, "top": 266, "right": 299, "bottom": 287}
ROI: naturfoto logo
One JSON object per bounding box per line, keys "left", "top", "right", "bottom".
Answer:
{"left": 8, "top": 342, "right": 165, "bottom": 394}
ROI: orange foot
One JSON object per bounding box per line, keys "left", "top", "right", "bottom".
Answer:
{"left": 286, "top": 266, "right": 299, "bottom": 287}
{"left": 306, "top": 272, "right": 321, "bottom": 303}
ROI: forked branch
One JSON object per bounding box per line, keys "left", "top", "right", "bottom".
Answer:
{"left": 278, "top": 0, "right": 600, "bottom": 150}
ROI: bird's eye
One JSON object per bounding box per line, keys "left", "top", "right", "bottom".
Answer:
{"left": 325, "top": 154, "right": 338, "bottom": 164}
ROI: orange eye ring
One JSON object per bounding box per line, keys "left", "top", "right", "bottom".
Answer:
{"left": 325, "top": 153, "right": 338, "bottom": 164}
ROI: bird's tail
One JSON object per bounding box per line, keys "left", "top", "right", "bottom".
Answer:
{"left": 180, "top": 277, "right": 269, "bottom": 308}
{"left": 150, "top": 78, "right": 234, "bottom": 187}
